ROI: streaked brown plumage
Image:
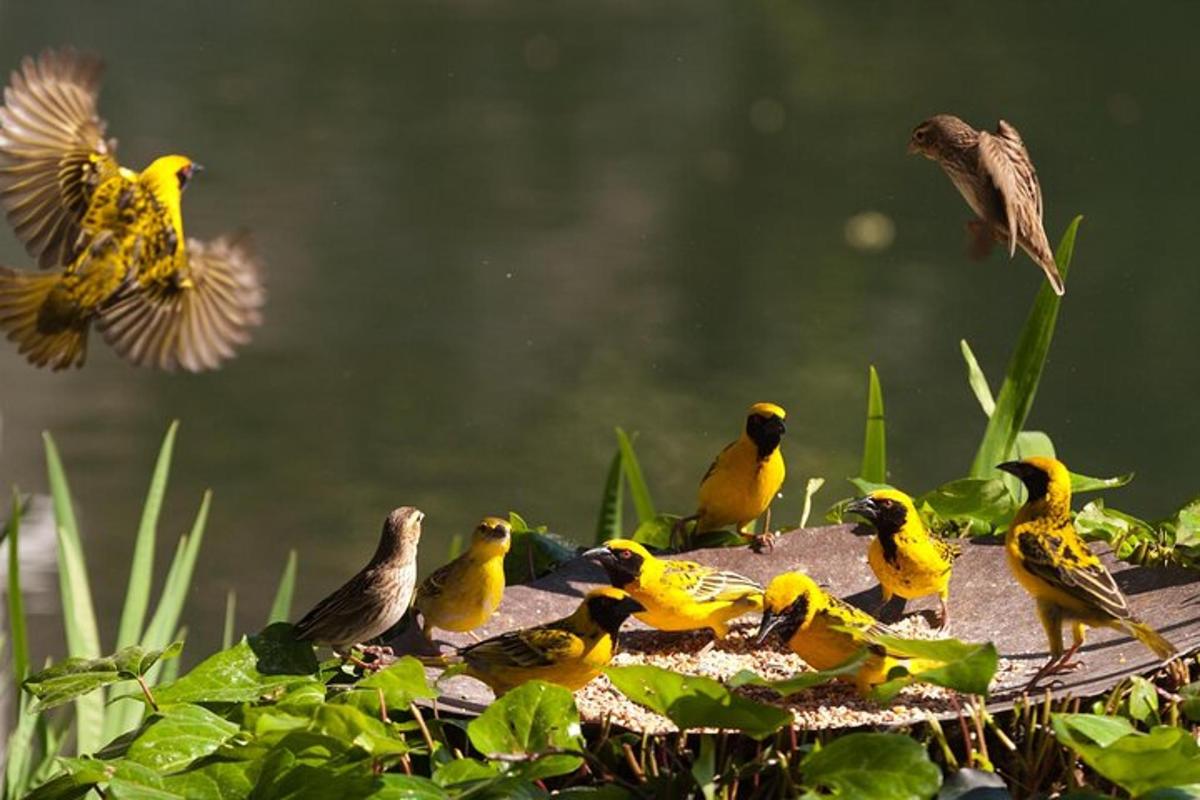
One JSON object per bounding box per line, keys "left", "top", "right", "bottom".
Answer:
{"left": 909, "top": 114, "right": 1065, "bottom": 296}
{"left": 294, "top": 507, "right": 423, "bottom": 652}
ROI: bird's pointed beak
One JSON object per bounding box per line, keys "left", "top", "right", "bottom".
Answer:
{"left": 582, "top": 546, "right": 612, "bottom": 562}
{"left": 996, "top": 461, "right": 1024, "bottom": 478}
{"left": 619, "top": 596, "right": 646, "bottom": 616}
{"left": 845, "top": 497, "right": 877, "bottom": 520}
{"left": 756, "top": 609, "right": 784, "bottom": 645}
{"left": 906, "top": 140, "right": 920, "bottom": 156}
{"left": 191, "top": 163, "right": 205, "bottom": 174}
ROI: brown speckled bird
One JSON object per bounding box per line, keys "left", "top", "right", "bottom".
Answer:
{"left": 294, "top": 507, "right": 423, "bottom": 653}
{"left": 909, "top": 114, "right": 1064, "bottom": 296}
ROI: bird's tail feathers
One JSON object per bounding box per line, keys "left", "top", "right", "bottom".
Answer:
{"left": 1124, "top": 619, "right": 1176, "bottom": 660}
{"left": 1024, "top": 244, "right": 1066, "bottom": 296}
{"left": 0, "top": 266, "right": 89, "bottom": 370}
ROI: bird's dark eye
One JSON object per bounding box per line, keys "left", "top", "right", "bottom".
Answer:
{"left": 877, "top": 499, "right": 893, "bottom": 508}
{"left": 914, "top": 129, "right": 927, "bottom": 142}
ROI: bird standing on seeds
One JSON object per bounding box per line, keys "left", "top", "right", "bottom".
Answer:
{"left": 0, "top": 47, "right": 263, "bottom": 371}
{"left": 294, "top": 507, "right": 423, "bottom": 655}
{"left": 679, "top": 402, "right": 786, "bottom": 551}
{"left": 585, "top": 538, "right": 762, "bottom": 638}
{"left": 846, "top": 489, "right": 961, "bottom": 629}
{"left": 908, "top": 114, "right": 1065, "bottom": 296}
{"left": 998, "top": 457, "right": 1176, "bottom": 691}
{"left": 459, "top": 587, "right": 644, "bottom": 695}
{"left": 414, "top": 516, "right": 511, "bottom": 641}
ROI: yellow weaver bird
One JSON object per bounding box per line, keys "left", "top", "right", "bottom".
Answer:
{"left": 414, "top": 517, "right": 511, "bottom": 641}
{"left": 757, "top": 570, "right": 931, "bottom": 697}
{"left": 584, "top": 538, "right": 762, "bottom": 638}
{"left": 998, "top": 457, "right": 1176, "bottom": 691}
{"left": 459, "top": 587, "right": 644, "bottom": 695}
{"left": 0, "top": 48, "right": 263, "bottom": 371}
{"left": 679, "top": 402, "right": 786, "bottom": 550}
{"left": 847, "top": 489, "right": 961, "bottom": 629}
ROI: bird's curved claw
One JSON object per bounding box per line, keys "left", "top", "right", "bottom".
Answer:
{"left": 750, "top": 531, "right": 778, "bottom": 553}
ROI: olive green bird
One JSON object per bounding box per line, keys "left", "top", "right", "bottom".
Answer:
{"left": 0, "top": 47, "right": 264, "bottom": 371}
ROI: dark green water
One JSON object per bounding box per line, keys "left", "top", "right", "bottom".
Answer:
{"left": 1, "top": 2, "right": 1197, "bottom": 658}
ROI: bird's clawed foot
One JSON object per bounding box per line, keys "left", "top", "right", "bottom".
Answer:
{"left": 750, "top": 531, "right": 778, "bottom": 553}
{"left": 935, "top": 598, "right": 951, "bottom": 632}
{"left": 1023, "top": 648, "right": 1084, "bottom": 693}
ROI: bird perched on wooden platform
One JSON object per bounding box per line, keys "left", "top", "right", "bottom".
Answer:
{"left": 414, "top": 516, "right": 511, "bottom": 641}
{"left": 294, "top": 507, "right": 423, "bottom": 655}
{"left": 998, "top": 457, "right": 1176, "bottom": 691}
{"left": 677, "top": 402, "right": 786, "bottom": 551}
{"left": 585, "top": 538, "right": 762, "bottom": 638}
{"left": 459, "top": 587, "right": 644, "bottom": 695}
{"left": 908, "top": 114, "right": 1064, "bottom": 296}
{"left": 0, "top": 47, "right": 263, "bottom": 371}
{"left": 757, "top": 570, "right": 932, "bottom": 697}
{"left": 846, "top": 489, "right": 961, "bottom": 629}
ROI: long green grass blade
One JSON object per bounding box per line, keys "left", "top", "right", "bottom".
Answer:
{"left": 222, "top": 590, "right": 237, "bottom": 650}
{"left": 859, "top": 366, "right": 887, "bottom": 484}
{"left": 615, "top": 428, "right": 656, "bottom": 523}
{"left": 143, "top": 491, "right": 210, "bottom": 652}
{"left": 960, "top": 340, "right": 996, "bottom": 417}
{"left": 6, "top": 489, "right": 28, "bottom": 683}
{"left": 115, "top": 422, "right": 178, "bottom": 652}
{"left": 969, "top": 217, "right": 1082, "bottom": 478}
{"left": 42, "top": 432, "right": 105, "bottom": 755}
{"left": 594, "top": 450, "right": 624, "bottom": 544}
{"left": 267, "top": 549, "right": 298, "bottom": 624}
{"left": 4, "top": 694, "right": 37, "bottom": 799}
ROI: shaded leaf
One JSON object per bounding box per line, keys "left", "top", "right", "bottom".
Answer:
{"left": 630, "top": 514, "right": 678, "bottom": 550}
{"left": 960, "top": 340, "right": 996, "bottom": 418}
{"left": 860, "top": 366, "right": 887, "bottom": 484}
{"left": 1070, "top": 471, "right": 1135, "bottom": 494}
{"left": 595, "top": 450, "right": 624, "bottom": 545}
{"left": 800, "top": 732, "right": 942, "bottom": 800}
{"left": 919, "top": 479, "right": 1014, "bottom": 527}
{"left": 728, "top": 650, "right": 869, "bottom": 696}
{"left": 267, "top": 549, "right": 298, "bottom": 624}
{"left": 615, "top": 428, "right": 656, "bottom": 523}
{"left": 23, "top": 643, "right": 183, "bottom": 711}
{"left": 1052, "top": 713, "right": 1200, "bottom": 796}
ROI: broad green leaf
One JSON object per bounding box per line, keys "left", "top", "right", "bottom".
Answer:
{"left": 432, "top": 758, "right": 499, "bottom": 788}
{"left": 267, "top": 549, "right": 298, "bottom": 624}
{"left": 1073, "top": 500, "right": 1155, "bottom": 557}
{"left": 969, "top": 216, "right": 1082, "bottom": 478}
{"left": 466, "top": 681, "right": 584, "bottom": 780}
{"left": 1070, "top": 471, "right": 1135, "bottom": 494}
{"left": 936, "top": 768, "right": 1008, "bottom": 799}
{"left": 605, "top": 665, "right": 790, "bottom": 739}
{"left": 630, "top": 513, "right": 678, "bottom": 549}
{"left": 335, "top": 657, "right": 437, "bottom": 717}
{"left": 868, "top": 636, "right": 998, "bottom": 701}
{"left": 918, "top": 478, "right": 1014, "bottom": 532}
{"left": 800, "top": 477, "right": 825, "bottom": 529}
{"left": 1015, "top": 430, "right": 1055, "bottom": 459}
{"left": 505, "top": 524, "right": 577, "bottom": 584}
{"left": 155, "top": 623, "right": 318, "bottom": 705}
{"left": 860, "top": 366, "right": 887, "bottom": 484}
{"left": 728, "top": 650, "right": 870, "bottom": 696}
{"left": 615, "top": 428, "right": 656, "bottom": 523}
{"left": 960, "top": 340, "right": 996, "bottom": 418}
{"left": 800, "top": 732, "right": 942, "bottom": 800}
{"left": 595, "top": 449, "right": 624, "bottom": 545}
{"left": 44, "top": 431, "right": 105, "bottom": 754}
{"left": 22, "top": 643, "right": 183, "bottom": 712}
{"left": 370, "top": 775, "right": 449, "bottom": 799}
{"left": 1126, "top": 676, "right": 1160, "bottom": 726}
{"left": 160, "top": 760, "right": 259, "bottom": 800}
{"left": 6, "top": 489, "right": 29, "bottom": 683}
{"left": 124, "top": 704, "right": 239, "bottom": 774}
{"left": 1052, "top": 713, "right": 1200, "bottom": 796}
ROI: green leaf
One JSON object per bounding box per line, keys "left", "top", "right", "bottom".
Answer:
{"left": 615, "top": 428, "right": 656, "bottom": 523}
{"left": 43, "top": 431, "right": 105, "bottom": 754}
{"left": 605, "top": 665, "right": 790, "bottom": 739}
{"left": 22, "top": 643, "right": 182, "bottom": 712}
{"left": 1014, "top": 430, "right": 1055, "bottom": 460}
{"left": 335, "top": 657, "right": 438, "bottom": 717}
{"left": 728, "top": 650, "right": 870, "bottom": 696}
{"left": 630, "top": 513, "right": 678, "bottom": 550}
{"left": 370, "top": 775, "right": 449, "bottom": 799}
{"left": 1070, "top": 471, "right": 1135, "bottom": 494}
{"left": 268, "top": 549, "right": 299, "bottom": 624}
{"left": 124, "top": 704, "right": 240, "bottom": 774}
{"left": 868, "top": 636, "right": 998, "bottom": 701}
{"left": 466, "top": 681, "right": 584, "bottom": 780}
{"left": 800, "top": 478, "right": 825, "bottom": 529}
{"left": 155, "top": 623, "right": 318, "bottom": 705}
{"left": 505, "top": 520, "right": 577, "bottom": 584}
{"left": 159, "top": 759, "right": 259, "bottom": 800}
{"left": 142, "top": 490, "right": 211, "bottom": 660}
{"left": 595, "top": 450, "right": 625, "bottom": 545}
{"left": 960, "top": 340, "right": 996, "bottom": 418}
{"left": 918, "top": 479, "right": 1014, "bottom": 528}
{"left": 222, "top": 590, "right": 237, "bottom": 651}
{"left": 6, "top": 489, "right": 29, "bottom": 683}
{"left": 860, "top": 366, "right": 887, "bottom": 484}
{"left": 1052, "top": 713, "right": 1200, "bottom": 796}
{"left": 1126, "top": 676, "right": 1160, "bottom": 726}
{"left": 969, "top": 216, "right": 1082, "bottom": 478}
{"left": 800, "top": 732, "right": 942, "bottom": 800}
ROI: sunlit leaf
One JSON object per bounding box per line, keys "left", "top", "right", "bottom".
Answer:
{"left": 800, "top": 732, "right": 942, "bottom": 800}
{"left": 918, "top": 478, "right": 1014, "bottom": 528}
{"left": 800, "top": 477, "right": 825, "bottom": 529}
{"left": 155, "top": 624, "right": 318, "bottom": 705}
{"left": 960, "top": 340, "right": 996, "bottom": 418}
{"left": 615, "top": 428, "right": 656, "bottom": 523}
{"left": 1052, "top": 713, "right": 1200, "bottom": 796}
{"left": 728, "top": 650, "right": 869, "bottom": 696}
{"left": 466, "top": 681, "right": 583, "bottom": 780}
{"left": 630, "top": 513, "right": 678, "bottom": 549}
{"left": 124, "top": 704, "right": 240, "bottom": 774}
{"left": 335, "top": 657, "right": 437, "bottom": 718}
{"left": 22, "top": 643, "right": 183, "bottom": 712}
{"left": 868, "top": 636, "right": 998, "bottom": 701}
{"left": 268, "top": 550, "right": 298, "bottom": 624}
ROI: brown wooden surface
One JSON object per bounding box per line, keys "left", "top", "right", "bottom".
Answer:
{"left": 387, "top": 524, "right": 1200, "bottom": 721}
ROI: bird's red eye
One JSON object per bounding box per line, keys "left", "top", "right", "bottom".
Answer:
{"left": 618, "top": 550, "right": 632, "bottom": 560}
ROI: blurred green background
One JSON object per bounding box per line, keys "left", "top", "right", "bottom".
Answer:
{"left": 1, "top": 2, "right": 1196, "bottom": 657}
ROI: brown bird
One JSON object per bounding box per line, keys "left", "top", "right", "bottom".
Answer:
{"left": 294, "top": 507, "right": 423, "bottom": 653}
{"left": 908, "top": 114, "right": 1064, "bottom": 296}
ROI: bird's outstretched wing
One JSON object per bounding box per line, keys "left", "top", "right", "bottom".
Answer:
{"left": 0, "top": 47, "right": 118, "bottom": 268}
{"left": 977, "top": 121, "right": 1063, "bottom": 294}
{"left": 97, "top": 234, "right": 264, "bottom": 371}
{"left": 1015, "top": 530, "right": 1130, "bottom": 621}
{"left": 462, "top": 624, "right": 582, "bottom": 669}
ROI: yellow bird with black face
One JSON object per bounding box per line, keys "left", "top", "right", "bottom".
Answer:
{"left": 585, "top": 538, "right": 762, "bottom": 638}
{"left": 0, "top": 47, "right": 263, "bottom": 371}
{"left": 847, "top": 489, "right": 961, "bottom": 629}
{"left": 459, "top": 587, "right": 644, "bottom": 695}
{"left": 757, "top": 570, "right": 925, "bottom": 697}
{"left": 414, "top": 517, "right": 511, "bottom": 640}
{"left": 682, "top": 402, "right": 786, "bottom": 550}
{"left": 998, "top": 457, "right": 1176, "bottom": 690}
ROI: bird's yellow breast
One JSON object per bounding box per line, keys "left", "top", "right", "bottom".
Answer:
{"left": 418, "top": 554, "right": 506, "bottom": 633}
{"left": 626, "top": 575, "right": 761, "bottom": 636}
{"left": 786, "top": 610, "right": 893, "bottom": 695}
{"left": 867, "top": 534, "right": 952, "bottom": 600}
{"left": 696, "top": 438, "right": 784, "bottom": 530}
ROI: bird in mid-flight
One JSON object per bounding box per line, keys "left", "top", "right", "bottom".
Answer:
{"left": 909, "top": 114, "right": 1064, "bottom": 296}
{"left": 0, "top": 47, "right": 264, "bottom": 371}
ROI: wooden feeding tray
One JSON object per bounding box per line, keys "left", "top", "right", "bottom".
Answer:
{"left": 388, "top": 525, "right": 1200, "bottom": 732}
